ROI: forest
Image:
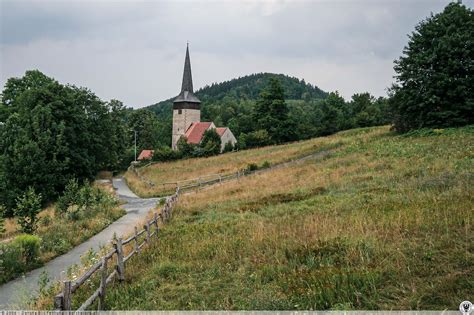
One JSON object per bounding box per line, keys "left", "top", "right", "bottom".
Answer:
{"left": 144, "top": 72, "right": 390, "bottom": 150}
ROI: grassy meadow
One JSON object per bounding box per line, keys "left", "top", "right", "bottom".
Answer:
{"left": 41, "top": 126, "right": 473, "bottom": 310}
{"left": 125, "top": 134, "right": 343, "bottom": 197}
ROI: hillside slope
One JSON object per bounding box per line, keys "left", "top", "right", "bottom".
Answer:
{"left": 147, "top": 72, "right": 327, "bottom": 120}
{"left": 125, "top": 132, "right": 341, "bottom": 197}
{"left": 68, "top": 126, "right": 473, "bottom": 310}
{"left": 144, "top": 73, "right": 328, "bottom": 145}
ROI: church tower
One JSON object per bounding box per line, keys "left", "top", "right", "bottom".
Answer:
{"left": 172, "top": 44, "right": 201, "bottom": 150}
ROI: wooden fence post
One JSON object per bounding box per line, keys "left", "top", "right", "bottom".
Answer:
{"left": 115, "top": 238, "right": 125, "bottom": 281}
{"left": 145, "top": 222, "right": 150, "bottom": 243}
{"left": 54, "top": 294, "right": 63, "bottom": 310}
{"left": 165, "top": 201, "right": 170, "bottom": 221}
{"left": 134, "top": 226, "right": 139, "bottom": 254}
{"left": 98, "top": 256, "right": 108, "bottom": 310}
{"left": 63, "top": 280, "right": 72, "bottom": 310}
{"left": 159, "top": 212, "right": 164, "bottom": 224}
{"left": 154, "top": 213, "right": 159, "bottom": 235}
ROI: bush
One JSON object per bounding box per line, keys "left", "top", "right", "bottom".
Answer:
{"left": 200, "top": 129, "right": 222, "bottom": 157}
{"left": 177, "top": 137, "right": 195, "bottom": 157}
{"left": 239, "top": 130, "right": 271, "bottom": 149}
{"left": 56, "top": 178, "right": 80, "bottom": 213}
{"left": 223, "top": 141, "right": 234, "bottom": 153}
{"left": 245, "top": 160, "right": 271, "bottom": 173}
{"left": 153, "top": 146, "right": 183, "bottom": 162}
{"left": 13, "top": 234, "right": 41, "bottom": 264}
{"left": 14, "top": 187, "right": 42, "bottom": 234}
{"left": 56, "top": 180, "right": 115, "bottom": 221}
{"left": 0, "top": 242, "right": 23, "bottom": 283}
{"left": 0, "top": 234, "right": 41, "bottom": 284}
{"left": 246, "top": 163, "right": 259, "bottom": 172}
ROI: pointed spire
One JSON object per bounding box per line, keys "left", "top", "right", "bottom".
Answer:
{"left": 181, "top": 43, "right": 193, "bottom": 93}
{"left": 174, "top": 43, "right": 200, "bottom": 105}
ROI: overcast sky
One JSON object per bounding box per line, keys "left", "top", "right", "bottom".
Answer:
{"left": 1, "top": 0, "right": 471, "bottom": 108}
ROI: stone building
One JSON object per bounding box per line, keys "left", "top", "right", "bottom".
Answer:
{"left": 172, "top": 44, "right": 237, "bottom": 152}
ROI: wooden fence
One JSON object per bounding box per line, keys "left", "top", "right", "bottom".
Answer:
{"left": 53, "top": 188, "right": 180, "bottom": 311}
{"left": 53, "top": 148, "right": 334, "bottom": 310}
{"left": 132, "top": 149, "right": 333, "bottom": 195}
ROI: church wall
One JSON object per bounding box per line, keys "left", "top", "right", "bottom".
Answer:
{"left": 172, "top": 108, "right": 200, "bottom": 150}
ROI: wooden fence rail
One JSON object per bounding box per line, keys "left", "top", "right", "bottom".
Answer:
{"left": 130, "top": 148, "right": 334, "bottom": 196}
{"left": 54, "top": 188, "right": 180, "bottom": 311}
{"left": 54, "top": 149, "right": 334, "bottom": 310}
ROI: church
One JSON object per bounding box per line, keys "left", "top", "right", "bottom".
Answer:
{"left": 171, "top": 44, "right": 237, "bottom": 152}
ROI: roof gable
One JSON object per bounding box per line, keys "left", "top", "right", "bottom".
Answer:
{"left": 138, "top": 149, "right": 154, "bottom": 160}
{"left": 215, "top": 127, "right": 227, "bottom": 137}
{"left": 185, "top": 122, "right": 213, "bottom": 144}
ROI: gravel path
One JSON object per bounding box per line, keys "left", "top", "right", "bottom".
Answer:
{"left": 0, "top": 178, "right": 161, "bottom": 309}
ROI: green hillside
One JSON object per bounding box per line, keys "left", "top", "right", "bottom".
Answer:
{"left": 143, "top": 73, "right": 333, "bottom": 146}
{"left": 141, "top": 73, "right": 389, "bottom": 149}
{"left": 147, "top": 72, "right": 327, "bottom": 121}
{"left": 58, "top": 125, "right": 473, "bottom": 310}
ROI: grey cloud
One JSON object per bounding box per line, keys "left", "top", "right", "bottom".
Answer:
{"left": 1, "top": 0, "right": 472, "bottom": 107}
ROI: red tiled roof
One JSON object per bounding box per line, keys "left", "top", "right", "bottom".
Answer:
{"left": 137, "top": 149, "right": 154, "bottom": 160}
{"left": 185, "top": 122, "right": 212, "bottom": 144}
{"left": 216, "top": 127, "right": 227, "bottom": 137}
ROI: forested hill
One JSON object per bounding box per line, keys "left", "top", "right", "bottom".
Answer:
{"left": 146, "top": 73, "right": 327, "bottom": 122}
{"left": 196, "top": 72, "right": 327, "bottom": 101}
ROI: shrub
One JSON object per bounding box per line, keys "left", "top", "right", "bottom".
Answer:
{"left": 153, "top": 146, "right": 183, "bottom": 162}
{"left": 261, "top": 160, "right": 271, "bottom": 169}
{"left": 14, "top": 187, "right": 42, "bottom": 234}
{"left": 223, "top": 141, "right": 234, "bottom": 153}
{"left": 77, "top": 181, "right": 94, "bottom": 211}
{"left": 0, "top": 234, "right": 41, "bottom": 284}
{"left": 56, "top": 178, "right": 80, "bottom": 213}
{"left": 13, "top": 234, "right": 41, "bottom": 264}
{"left": 0, "top": 242, "right": 23, "bottom": 283}
{"left": 240, "top": 130, "right": 271, "bottom": 149}
{"left": 246, "top": 163, "right": 259, "bottom": 172}
{"left": 177, "top": 136, "right": 195, "bottom": 157}
{"left": 200, "top": 129, "right": 222, "bottom": 157}
{"left": 39, "top": 214, "right": 51, "bottom": 227}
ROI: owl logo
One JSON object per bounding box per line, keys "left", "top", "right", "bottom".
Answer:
{"left": 460, "top": 301, "right": 473, "bottom": 315}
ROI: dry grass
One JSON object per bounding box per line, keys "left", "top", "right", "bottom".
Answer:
{"left": 36, "top": 126, "right": 474, "bottom": 310}
{"left": 125, "top": 132, "right": 347, "bottom": 197}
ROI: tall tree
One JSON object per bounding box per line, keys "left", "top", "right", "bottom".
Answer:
{"left": 0, "top": 71, "right": 129, "bottom": 214}
{"left": 390, "top": 2, "right": 474, "bottom": 132}
{"left": 319, "top": 92, "right": 346, "bottom": 136}
{"left": 127, "top": 109, "right": 165, "bottom": 150}
{"left": 253, "top": 77, "right": 295, "bottom": 144}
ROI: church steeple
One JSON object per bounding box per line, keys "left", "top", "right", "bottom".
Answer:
{"left": 174, "top": 43, "right": 200, "bottom": 105}
{"left": 172, "top": 43, "right": 201, "bottom": 150}
{"left": 181, "top": 43, "right": 193, "bottom": 93}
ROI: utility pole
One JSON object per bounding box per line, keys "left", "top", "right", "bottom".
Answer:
{"left": 134, "top": 130, "right": 137, "bottom": 162}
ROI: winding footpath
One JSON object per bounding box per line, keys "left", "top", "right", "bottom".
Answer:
{"left": 0, "top": 178, "right": 161, "bottom": 309}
